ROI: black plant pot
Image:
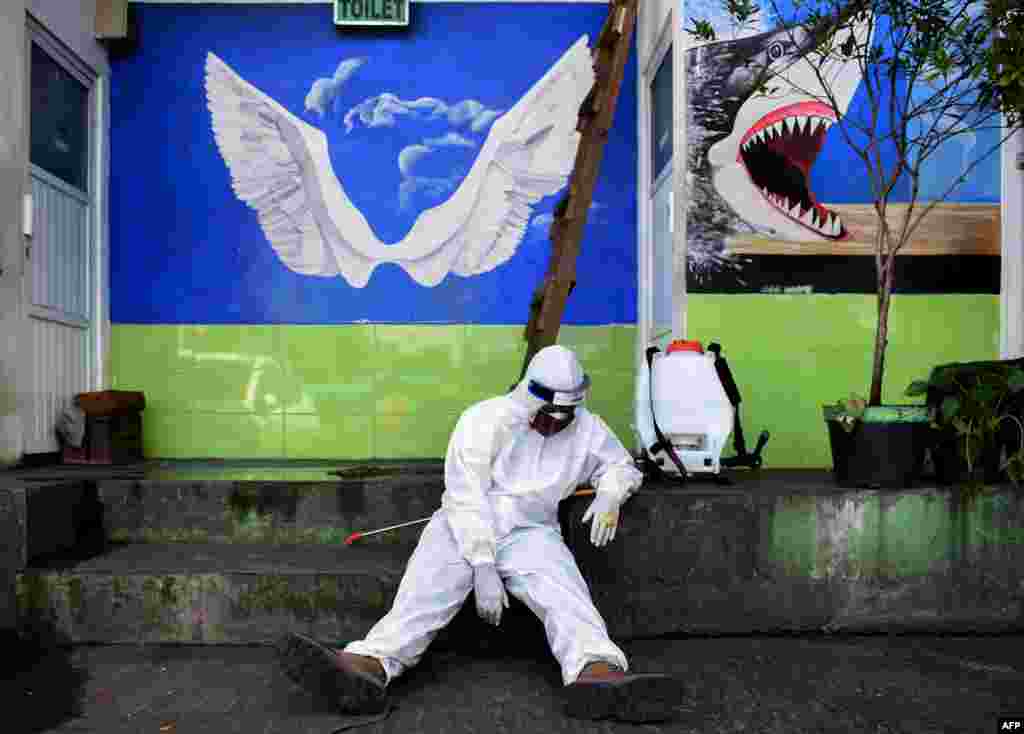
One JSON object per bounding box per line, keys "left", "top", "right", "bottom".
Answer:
{"left": 823, "top": 405, "right": 931, "bottom": 489}
{"left": 930, "top": 435, "right": 1005, "bottom": 486}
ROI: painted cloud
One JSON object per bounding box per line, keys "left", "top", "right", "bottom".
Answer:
{"left": 343, "top": 93, "right": 501, "bottom": 134}
{"left": 398, "top": 132, "right": 479, "bottom": 210}
{"left": 304, "top": 57, "right": 366, "bottom": 117}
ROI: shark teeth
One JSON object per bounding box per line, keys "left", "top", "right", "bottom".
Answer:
{"left": 763, "top": 193, "right": 845, "bottom": 238}
{"left": 828, "top": 211, "right": 842, "bottom": 236}
{"left": 743, "top": 116, "right": 834, "bottom": 150}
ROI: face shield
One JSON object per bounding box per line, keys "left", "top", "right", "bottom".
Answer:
{"left": 526, "top": 374, "right": 590, "bottom": 436}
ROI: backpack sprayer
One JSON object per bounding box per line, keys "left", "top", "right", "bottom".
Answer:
{"left": 634, "top": 340, "right": 769, "bottom": 483}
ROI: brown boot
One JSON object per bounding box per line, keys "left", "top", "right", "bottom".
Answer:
{"left": 276, "top": 632, "right": 387, "bottom": 714}
{"left": 564, "top": 661, "right": 684, "bottom": 722}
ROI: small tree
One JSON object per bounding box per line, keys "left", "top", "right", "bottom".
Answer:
{"left": 687, "top": 0, "right": 1024, "bottom": 406}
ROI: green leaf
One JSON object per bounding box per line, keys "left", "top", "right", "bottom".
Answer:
{"left": 1007, "top": 369, "right": 1024, "bottom": 393}
{"left": 931, "top": 369, "right": 955, "bottom": 389}
{"left": 952, "top": 416, "right": 970, "bottom": 434}
{"left": 973, "top": 382, "right": 997, "bottom": 404}
{"left": 905, "top": 380, "right": 929, "bottom": 397}
{"left": 941, "top": 395, "right": 961, "bottom": 420}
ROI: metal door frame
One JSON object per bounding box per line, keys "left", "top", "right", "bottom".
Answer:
{"left": 637, "top": 9, "right": 675, "bottom": 356}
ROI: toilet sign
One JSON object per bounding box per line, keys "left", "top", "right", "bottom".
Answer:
{"left": 334, "top": 0, "right": 409, "bottom": 26}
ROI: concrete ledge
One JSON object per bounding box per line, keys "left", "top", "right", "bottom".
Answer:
{"left": 14, "top": 473, "right": 1024, "bottom": 645}
{"left": 563, "top": 482, "right": 1024, "bottom": 636}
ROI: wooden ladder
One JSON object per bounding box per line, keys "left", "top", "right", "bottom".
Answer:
{"left": 518, "top": 0, "right": 638, "bottom": 381}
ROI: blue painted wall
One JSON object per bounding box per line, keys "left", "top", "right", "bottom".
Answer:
{"left": 110, "top": 3, "right": 638, "bottom": 325}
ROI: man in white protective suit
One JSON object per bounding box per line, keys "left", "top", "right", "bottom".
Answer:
{"left": 277, "top": 345, "right": 683, "bottom": 722}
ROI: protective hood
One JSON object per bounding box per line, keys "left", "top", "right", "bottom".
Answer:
{"left": 510, "top": 345, "right": 590, "bottom": 419}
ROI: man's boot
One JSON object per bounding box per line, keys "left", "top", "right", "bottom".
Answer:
{"left": 564, "top": 661, "right": 684, "bottom": 723}
{"left": 276, "top": 632, "right": 388, "bottom": 714}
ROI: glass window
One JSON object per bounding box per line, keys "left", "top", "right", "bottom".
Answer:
{"left": 31, "top": 43, "right": 89, "bottom": 191}
{"left": 651, "top": 46, "right": 673, "bottom": 181}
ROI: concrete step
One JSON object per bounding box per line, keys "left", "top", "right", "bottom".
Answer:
{"left": 14, "top": 538, "right": 548, "bottom": 653}
{"left": 15, "top": 475, "right": 1024, "bottom": 646}
{"left": 97, "top": 474, "right": 446, "bottom": 547}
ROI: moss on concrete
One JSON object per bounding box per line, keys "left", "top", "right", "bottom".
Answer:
{"left": 112, "top": 523, "right": 357, "bottom": 545}
{"left": 201, "top": 575, "right": 225, "bottom": 595}
{"left": 312, "top": 577, "right": 341, "bottom": 615}
{"left": 141, "top": 577, "right": 161, "bottom": 627}
{"left": 333, "top": 465, "right": 400, "bottom": 479}
{"left": 237, "top": 575, "right": 357, "bottom": 620}
{"left": 142, "top": 527, "right": 211, "bottom": 543}
{"left": 138, "top": 575, "right": 190, "bottom": 639}
{"left": 66, "top": 576, "right": 85, "bottom": 620}
{"left": 367, "top": 589, "right": 387, "bottom": 610}
{"left": 160, "top": 576, "right": 179, "bottom": 607}
{"left": 17, "top": 573, "right": 51, "bottom": 614}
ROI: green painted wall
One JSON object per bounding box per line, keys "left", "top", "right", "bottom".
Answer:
{"left": 688, "top": 294, "right": 1000, "bottom": 468}
{"left": 110, "top": 324, "right": 636, "bottom": 459}
{"left": 111, "top": 295, "right": 998, "bottom": 463}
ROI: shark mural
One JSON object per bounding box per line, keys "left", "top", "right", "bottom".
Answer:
{"left": 205, "top": 36, "right": 594, "bottom": 289}
{"left": 683, "top": 2, "right": 1001, "bottom": 293}
{"left": 685, "top": 8, "right": 871, "bottom": 280}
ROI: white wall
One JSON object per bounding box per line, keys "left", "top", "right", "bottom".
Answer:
{"left": 0, "top": 0, "right": 28, "bottom": 437}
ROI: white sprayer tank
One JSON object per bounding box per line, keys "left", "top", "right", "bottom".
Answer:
{"left": 635, "top": 342, "right": 734, "bottom": 475}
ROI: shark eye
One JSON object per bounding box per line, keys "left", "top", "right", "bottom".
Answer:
{"left": 767, "top": 42, "right": 785, "bottom": 60}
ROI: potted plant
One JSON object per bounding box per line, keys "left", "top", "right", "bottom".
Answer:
{"left": 822, "top": 395, "right": 930, "bottom": 488}
{"left": 906, "top": 361, "right": 1024, "bottom": 487}
{"left": 687, "top": 0, "right": 1024, "bottom": 487}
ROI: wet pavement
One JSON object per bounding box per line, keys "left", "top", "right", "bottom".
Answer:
{"left": 3, "top": 633, "right": 1022, "bottom": 734}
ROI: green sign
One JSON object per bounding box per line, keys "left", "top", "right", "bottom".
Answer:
{"left": 334, "top": 0, "right": 409, "bottom": 27}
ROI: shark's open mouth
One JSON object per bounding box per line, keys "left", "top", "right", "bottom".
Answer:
{"left": 737, "top": 101, "right": 846, "bottom": 239}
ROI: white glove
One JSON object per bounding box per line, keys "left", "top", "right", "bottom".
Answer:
{"left": 582, "top": 491, "right": 621, "bottom": 547}
{"left": 472, "top": 562, "right": 509, "bottom": 626}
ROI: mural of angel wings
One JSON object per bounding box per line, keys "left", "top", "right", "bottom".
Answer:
{"left": 204, "top": 36, "right": 595, "bottom": 288}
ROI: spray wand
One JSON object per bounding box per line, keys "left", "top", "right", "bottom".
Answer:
{"left": 344, "top": 488, "right": 596, "bottom": 545}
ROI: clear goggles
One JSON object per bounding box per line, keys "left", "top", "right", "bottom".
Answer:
{"left": 527, "top": 374, "right": 590, "bottom": 406}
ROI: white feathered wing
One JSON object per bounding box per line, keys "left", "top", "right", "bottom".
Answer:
{"left": 204, "top": 37, "right": 594, "bottom": 288}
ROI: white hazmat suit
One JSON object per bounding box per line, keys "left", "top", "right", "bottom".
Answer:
{"left": 344, "top": 345, "right": 644, "bottom": 686}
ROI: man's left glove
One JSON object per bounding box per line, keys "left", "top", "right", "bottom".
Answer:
{"left": 472, "top": 562, "right": 508, "bottom": 626}
{"left": 581, "top": 491, "right": 621, "bottom": 547}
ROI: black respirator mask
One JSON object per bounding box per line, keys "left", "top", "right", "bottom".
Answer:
{"left": 530, "top": 403, "right": 577, "bottom": 437}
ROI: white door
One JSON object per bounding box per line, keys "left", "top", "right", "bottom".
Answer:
{"left": 24, "top": 26, "right": 96, "bottom": 453}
